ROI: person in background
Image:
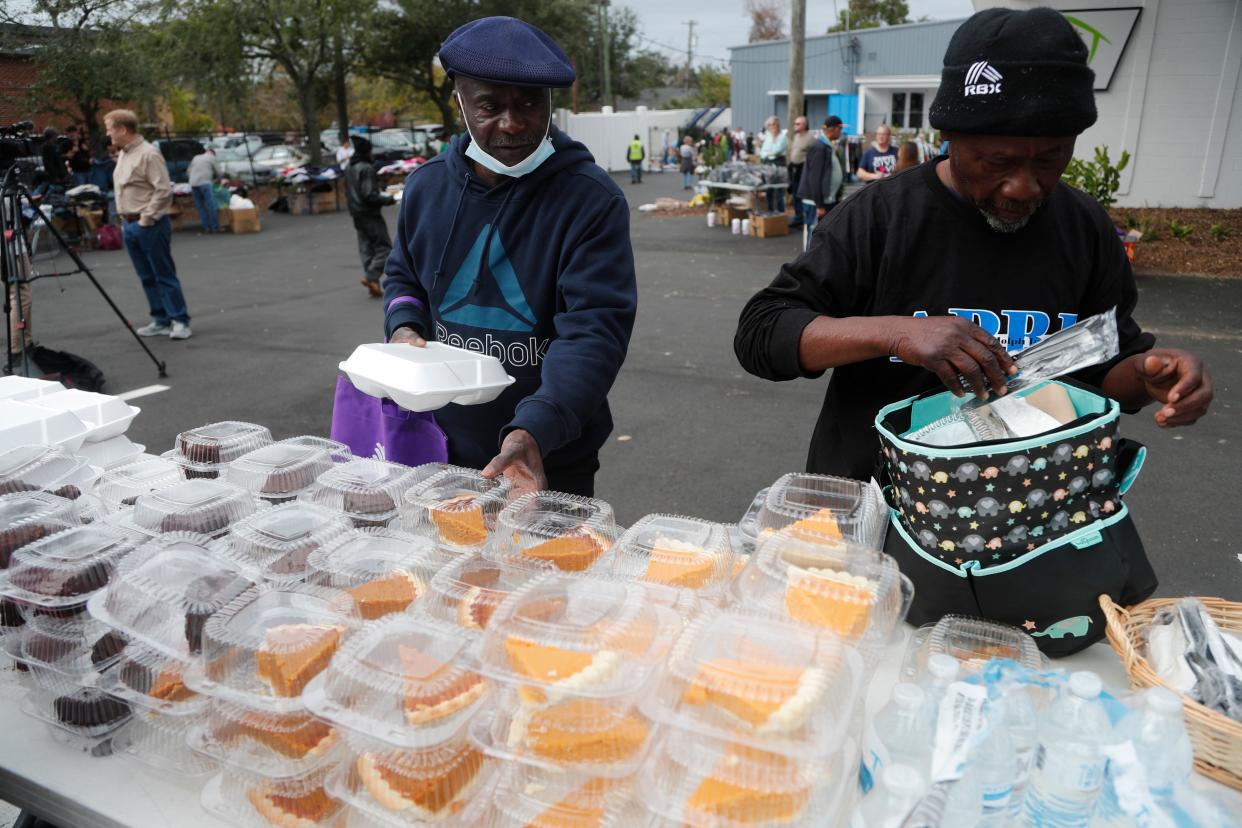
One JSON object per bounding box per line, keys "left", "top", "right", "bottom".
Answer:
{"left": 857, "top": 124, "right": 898, "bottom": 182}
{"left": 796, "top": 117, "right": 843, "bottom": 238}
{"left": 787, "top": 116, "right": 813, "bottom": 228}
{"left": 345, "top": 136, "right": 394, "bottom": 299}
{"left": 64, "top": 125, "right": 92, "bottom": 188}
{"left": 187, "top": 146, "right": 220, "bottom": 234}
{"left": 679, "top": 135, "right": 696, "bottom": 190}
{"left": 335, "top": 135, "right": 354, "bottom": 170}
{"left": 894, "top": 141, "right": 921, "bottom": 173}
{"left": 105, "top": 108, "right": 192, "bottom": 340}
{"left": 758, "top": 116, "right": 788, "bottom": 214}
{"left": 821, "top": 116, "right": 849, "bottom": 206}
{"left": 627, "top": 133, "right": 645, "bottom": 184}
{"left": 37, "top": 127, "right": 69, "bottom": 195}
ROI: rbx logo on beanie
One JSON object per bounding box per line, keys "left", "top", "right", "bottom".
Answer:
{"left": 929, "top": 7, "right": 1097, "bottom": 137}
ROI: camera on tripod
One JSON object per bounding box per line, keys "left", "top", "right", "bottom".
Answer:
{"left": 0, "top": 121, "right": 37, "bottom": 173}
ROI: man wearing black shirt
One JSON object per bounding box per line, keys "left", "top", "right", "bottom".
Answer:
{"left": 735, "top": 8, "right": 1212, "bottom": 482}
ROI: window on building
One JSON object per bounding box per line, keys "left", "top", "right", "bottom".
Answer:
{"left": 891, "top": 93, "right": 906, "bottom": 128}
{"left": 909, "top": 92, "right": 925, "bottom": 129}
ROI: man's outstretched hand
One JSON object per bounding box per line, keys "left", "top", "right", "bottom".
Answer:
{"left": 391, "top": 326, "right": 426, "bottom": 347}
{"left": 482, "top": 429, "right": 546, "bottom": 498}
{"left": 1135, "top": 349, "right": 1213, "bottom": 427}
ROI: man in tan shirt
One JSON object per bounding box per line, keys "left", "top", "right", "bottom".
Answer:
{"left": 105, "top": 109, "right": 191, "bottom": 339}
{"left": 787, "top": 115, "right": 814, "bottom": 228}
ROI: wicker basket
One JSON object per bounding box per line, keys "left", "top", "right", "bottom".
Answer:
{"left": 1099, "top": 594, "right": 1242, "bottom": 791}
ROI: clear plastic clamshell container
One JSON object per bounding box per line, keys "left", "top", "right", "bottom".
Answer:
{"left": 34, "top": 388, "right": 140, "bottom": 443}
{"left": 303, "top": 614, "right": 489, "bottom": 749}
{"left": 643, "top": 611, "right": 862, "bottom": 759}
{"left": 325, "top": 727, "right": 492, "bottom": 823}
{"left": 490, "top": 492, "right": 618, "bottom": 573}
{"left": 638, "top": 730, "right": 847, "bottom": 828}
{"left": 189, "top": 697, "right": 344, "bottom": 778}
{"left": 483, "top": 763, "right": 633, "bottom": 828}
{"left": 300, "top": 458, "right": 424, "bottom": 528}
{"left": 98, "top": 642, "right": 201, "bottom": 713}
{"left": 128, "top": 479, "right": 264, "bottom": 537}
{"left": 200, "top": 753, "right": 347, "bottom": 828}
{"left": 0, "top": 444, "right": 100, "bottom": 500}
{"left": 75, "top": 434, "right": 145, "bottom": 471}
{"left": 1, "top": 614, "right": 128, "bottom": 694}
{"left": 732, "top": 530, "right": 912, "bottom": 670}
{"left": 95, "top": 455, "right": 182, "bottom": 510}
{"left": 399, "top": 467, "right": 511, "bottom": 553}
{"left": 169, "top": 420, "right": 273, "bottom": 479}
{"left": 753, "top": 473, "right": 888, "bottom": 552}
{"left": 186, "top": 583, "right": 360, "bottom": 711}
{"left": 86, "top": 532, "right": 259, "bottom": 659}
{"left": 0, "top": 490, "right": 80, "bottom": 568}
{"left": 227, "top": 439, "right": 346, "bottom": 504}
{"left": 605, "top": 514, "right": 734, "bottom": 597}
{"left": 421, "top": 554, "right": 541, "bottom": 636}
{"left": 900, "top": 614, "right": 1044, "bottom": 681}
{"left": 0, "top": 524, "right": 142, "bottom": 620}
{"left": 230, "top": 502, "right": 353, "bottom": 583}
{"left": 22, "top": 684, "right": 133, "bottom": 756}
{"left": 306, "top": 527, "right": 439, "bottom": 620}
{"left": 125, "top": 703, "right": 217, "bottom": 776}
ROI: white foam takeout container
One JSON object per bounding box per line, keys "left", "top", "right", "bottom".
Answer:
{"left": 0, "top": 377, "right": 64, "bottom": 403}
{"left": 0, "top": 400, "right": 91, "bottom": 453}
{"left": 33, "top": 389, "right": 140, "bottom": 443}
{"left": 339, "top": 342, "right": 515, "bottom": 413}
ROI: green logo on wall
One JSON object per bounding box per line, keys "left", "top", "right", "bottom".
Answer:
{"left": 1065, "top": 15, "right": 1112, "bottom": 63}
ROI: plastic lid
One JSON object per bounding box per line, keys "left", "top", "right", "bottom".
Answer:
{"left": 1145, "top": 686, "right": 1183, "bottom": 716}
{"left": 275, "top": 435, "right": 353, "bottom": 464}
{"left": 607, "top": 514, "right": 734, "bottom": 595}
{"left": 421, "top": 553, "right": 541, "bottom": 635}
{"left": 0, "top": 444, "right": 99, "bottom": 500}
{"left": 229, "top": 502, "right": 352, "bottom": 582}
{"left": 0, "top": 524, "right": 142, "bottom": 613}
{"left": 476, "top": 573, "right": 683, "bottom": 699}
{"left": 98, "top": 642, "right": 203, "bottom": 714}
{"left": 303, "top": 614, "right": 488, "bottom": 749}
{"left": 305, "top": 527, "right": 438, "bottom": 620}
{"left": 487, "top": 764, "right": 631, "bottom": 828}
{"left": 399, "top": 467, "right": 511, "bottom": 550}
{"left": 190, "top": 698, "right": 343, "bottom": 778}
{"left": 927, "top": 653, "right": 960, "bottom": 682}
{"left": 130, "top": 479, "right": 263, "bottom": 536}
{"left": 732, "top": 530, "right": 910, "bottom": 669}
{"left": 758, "top": 473, "right": 887, "bottom": 551}
{"left": 96, "top": 456, "right": 182, "bottom": 510}
{"left": 4, "top": 614, "right": 129, "bottom": 682}
{"left": 24, "top": 683, "right": 133, "bottom": 736}
{"left": 86, "top": 532, "right": 259, "bottom": 659}
{"left": 491, "top": 491, "right": 618, "bottom": 573}
{"left": 1068, "top": 671, "right": 1102, "bottom": 700}
{"left": 226, "top": 440, "right": 339, "bottom": 502}
{"left": 74, "top": 435, "right": 145, "bottom": 472}
{"left": 73, "top": 493, "right": 110, "bottom": 526}
{"left": 924, "top": 615, "right": 1043, "bottom": 674}
{"left": 882, "top": 763, "right": 925, "bottom": 796}
{"left": 298, "top": 458, "right": 424, "bottom": 525}
{"left": 172, "top": 420, "right": 273, "bottom": 471}
{"left": 187, "top": 582, "right": 360, "bottom": 711}
{"left": 891, "top": 682, "right": 925, "bottom": 709}
{"left": 0, "top": 491, "right": 80, "bottom": 568}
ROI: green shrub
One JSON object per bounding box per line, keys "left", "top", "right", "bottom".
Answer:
{"left": 1210, "top": 223, "right": 1230, "bottom": 240}
{"left": 1169, "top": 220, "right": 1193, "bottom": 240}
{"left": 1063, "top": 146, "right": 1131, "bottom": 208}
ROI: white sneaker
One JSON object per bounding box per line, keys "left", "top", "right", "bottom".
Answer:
{"left": 169, "top": 321, "right": 192, "bottom": 340}
{"left": 136, "top": 321, "right": 172, "bottom": 337}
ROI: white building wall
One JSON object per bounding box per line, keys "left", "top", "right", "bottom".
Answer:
{"left": 555, "top": 108, "right": 732, "bottom": 173}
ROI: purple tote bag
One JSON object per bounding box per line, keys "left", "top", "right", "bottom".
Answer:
{"left": 330, "top": 376, "right": 448, "bottom": 466}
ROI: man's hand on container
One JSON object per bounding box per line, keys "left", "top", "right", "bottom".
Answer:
{"left": 390, "top": 326, "right": 426, "bottom": 347}
{"left": 888, "top": 316, "right": 1017, "bottom": 400}
{"left": 482, "top": 429, "right": 546, "bottom": 499}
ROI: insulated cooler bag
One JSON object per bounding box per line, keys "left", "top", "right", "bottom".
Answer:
{"left": 875, "top": 379, "right": 1156, "bottom": 656}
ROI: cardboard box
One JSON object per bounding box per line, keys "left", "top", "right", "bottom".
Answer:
{"left": 750, "top": 212, "right": 790, "bottom": 238}
{"left": 716, "top": 204, "right": 749, "bottom": 225}
{"left": 287, "top": 192, "right": 313, "bottom": 215}
{"left": 312, "top": 189, "right": 338, "bottom": 213}
{"left": 231, "top": 207, "right": 261, "bottom": 234}
{"left": 217, "top": 207, "right": 232, "bottom": 230}
{"left": 249, "top": 185, "right": 279, "bottom": 212}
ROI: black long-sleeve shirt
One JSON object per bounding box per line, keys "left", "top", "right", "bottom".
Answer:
{"left": 734, "top": 156, "right": 1154, "bottom": 480}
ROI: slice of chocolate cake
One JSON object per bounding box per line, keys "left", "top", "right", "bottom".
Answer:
{"left": 54, "top": 687, "right": 131, "bottom": 729}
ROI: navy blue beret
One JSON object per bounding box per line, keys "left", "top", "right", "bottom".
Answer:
{"left": 439, "top": 17, "right": 576, "bottom": 88}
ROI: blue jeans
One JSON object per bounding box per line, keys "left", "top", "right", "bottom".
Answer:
{"left": 190, "top": 183, "right": 219, "bottom": 232}
{"left": 629, "top": 161, "right": 642, "bottom": 183}
{"left": 801, "top": 201, "right": 818, "bottom": 229}
{"left": 766, "top": 186, "right": 786, "bottom": 214}
{"left": 123, "top": 217, "right": 190, "bottom": 325}
{"left": 682, "top": 170, "right": 694, "bottom": 189}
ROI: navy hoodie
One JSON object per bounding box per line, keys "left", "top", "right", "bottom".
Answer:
{"left": 382, "top": 125, "right": 637, "bottom": 474}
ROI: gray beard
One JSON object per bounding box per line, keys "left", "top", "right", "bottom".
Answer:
{"left": 979, "top": 204, "right": 1040, "bottom": 233}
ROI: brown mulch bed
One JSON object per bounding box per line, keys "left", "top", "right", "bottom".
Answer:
{"left": 1109, "top": 207, "right": 1242, "bottom": 277}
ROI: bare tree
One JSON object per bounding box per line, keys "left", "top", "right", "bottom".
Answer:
{"left": 746, "top": 0, "right": 786, "bottom": 43}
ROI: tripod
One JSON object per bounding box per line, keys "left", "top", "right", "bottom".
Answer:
{"left": 1, "top": 163, "right": 167, "bottom": 380}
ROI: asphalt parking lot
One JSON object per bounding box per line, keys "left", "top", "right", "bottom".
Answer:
{"left": 18, "top": 169, "right": 1242, "bottom": 600}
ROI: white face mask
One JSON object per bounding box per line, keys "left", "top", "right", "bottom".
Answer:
{"left": 457, "top": 91, "right": 556, "bottom": 179}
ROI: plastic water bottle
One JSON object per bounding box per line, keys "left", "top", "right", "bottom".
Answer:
{"left": 860, "top": 683, "right": 934, "bottom": 794}
{"left": 1092, "top": 687, "right": 1194, "bottom": 826}
{"left": 922, "top": 654, "right": 961, "bottom": 722}
{"left": 940, "top": 765, "right": 983, "bottom": 828}
{"left": 974, "top": 718, "right": 1019, "bottom": 827}
{"left": 1001, "top": 685, "right": 1040, "bottom": 799}
{"left": 850, "top": 764, "right": 926, "bottom": 828}
{"left": 1022, "top": 671, "right": 1113, "bottom": 828}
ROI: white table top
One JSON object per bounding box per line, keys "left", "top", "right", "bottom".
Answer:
{"left": 0, "top": 628, "right": 1236, "bottom": 827}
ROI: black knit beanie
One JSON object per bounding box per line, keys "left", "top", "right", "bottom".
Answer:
{"left": 929, "top": 7, "right": 1096, "bottom": 137}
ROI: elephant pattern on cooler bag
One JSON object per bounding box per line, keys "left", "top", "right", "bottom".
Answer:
{"left": 882, "top": 419, "right": 1123, "bottom": 567}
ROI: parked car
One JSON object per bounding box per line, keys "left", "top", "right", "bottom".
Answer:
{"left": 215, "top": 144, "right": 309, "bottom": 183}
{"left": 152, "top": 138, "right": 205, "bottom": 183}
{"left": 370, "top": 130, "right": 422, "bottom": 165}
{"left": 208, "top": 134, "right": 264, "bottom": 155}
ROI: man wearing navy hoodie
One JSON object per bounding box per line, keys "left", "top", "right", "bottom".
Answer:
{"left": 382, "top": 17, "right": 637, "bottom": 497}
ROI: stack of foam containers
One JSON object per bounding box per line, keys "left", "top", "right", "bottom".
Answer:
{"left": 0, "top": 377, "right": 145, "bottom": 468}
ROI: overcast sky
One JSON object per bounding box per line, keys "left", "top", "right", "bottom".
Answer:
{"left": 625, "top": 0, "right": 976, "bottom": 70}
